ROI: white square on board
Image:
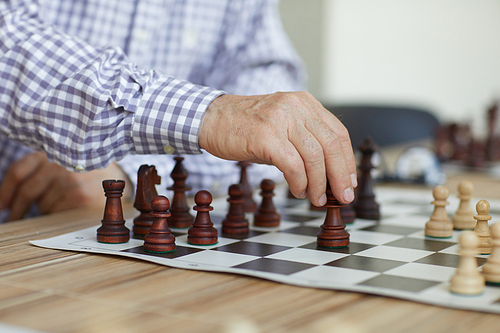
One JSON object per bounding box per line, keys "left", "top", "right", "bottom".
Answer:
{"left": 265, "top": 248, "right": 349, "bottom": 265}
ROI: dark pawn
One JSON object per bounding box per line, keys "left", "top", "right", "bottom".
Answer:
{"left": 238, "top": 161, "right": 257, "bottom": 212}
{"left": 188, "top": 190, "right": 218, "bottom": 245}
{"left": 354, "top": 138, "right": 380, "bottom": 220}
{"left": 167, "top": 157, "right": 194, "bottom": 228}
{"left": 97, "top": 180, "right": 130, "bottom": 244}
{"left": 254, "top": 179, "right": 280, "bottom": 227}
{"left": 222, "top": 184, "right": 249, "bottom": 234}
{"left": 144, "top": 196, "right": 175, "bottom": 253}
{"left": 317, "top": 184, "right": 350, "bottom": 248}
{"left": 133, "top": 165, "right": 161, "bottom": 237}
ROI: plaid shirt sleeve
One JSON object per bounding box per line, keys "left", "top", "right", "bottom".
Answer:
{"left": 116, "top": 0, "right": 306, "bottom": 195}
{"left": 0, "top": 1, "right": 223, "bottom": 173}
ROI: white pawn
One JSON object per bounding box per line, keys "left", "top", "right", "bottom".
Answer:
{"left": 474, "top": 200, "right": 492, "bottom": 255}
{"left": 425, "top": 186, "right": 453, "bottom": 238}
{"left": 452, "top": 181, "right": 476, "bottom": 230}
{"left": 482, "top": 222, "right": 500, "bottom": 285}
{"left": 450, "top": 231, "right": 485, "bottom": 295}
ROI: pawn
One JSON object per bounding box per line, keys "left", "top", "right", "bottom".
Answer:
{"left": 425, "top": 186, "right": 453, "bottom": 238}
{"left": 452, "top": 181, "right": 476, "bottom": 230}
{"left": 222, "top": 184, "right": 249, "bottom": 234}
{"left": 97, "top": 180, "right": 130, "bottom": 244}
{"left": 450, "top": 231, "right": 485, "bottom": 295}
{"left": 187, "top": 190, "right": 218, "bottom": 245}
{"left": 473, "top": 200, "right": 492, "bottom": 255}
{"left": 254, "top": 179, "right": 280, "bottom": 227}
{"left": 482, "top": 223, "right": 500, "bottom": 285}
{"left": 144, "top": 196, "right": 175, "bottom": 253}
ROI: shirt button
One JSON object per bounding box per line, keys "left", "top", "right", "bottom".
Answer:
{"left": 163, "top": 146, "right": 175, "bottom": 154}
{"left": 75, "top": 165, "right": 85, "bottom": 172}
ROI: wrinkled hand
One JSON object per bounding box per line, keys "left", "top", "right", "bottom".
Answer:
{"left": 199, "top": 92, "right": 357, "bottom": 206}
{"left": 0, "top": 152, "right": 132, "bottom": 221}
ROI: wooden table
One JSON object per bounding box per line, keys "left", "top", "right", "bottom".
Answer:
{"left": 1, "top": 173, "right": 500, "bottom": 333}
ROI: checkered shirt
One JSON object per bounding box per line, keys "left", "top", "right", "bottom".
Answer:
{"left": 0, "top": 0, "right": 305, "bottom": 219}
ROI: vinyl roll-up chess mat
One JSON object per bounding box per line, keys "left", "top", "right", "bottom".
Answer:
{"left": 31, "top": 187, "right": 500, "bottom": 314}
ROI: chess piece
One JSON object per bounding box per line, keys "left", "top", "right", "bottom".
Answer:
{"left": 486, "top": 102, "right": 500, "bottom": 161}
{"left": 449, "top": 123, "right": 471, "bottom": 161}
{"left": 450, "top": 231, "right": 485, "bottom": 295}
{"left": 467, "top": 139, "right": 486, "bottom": 169}
{"left": 144, "top": 196, "right": 175, "bottom": 253}
{"left": 317, "top": 183, "right": 350, "bottom": 248}
{"left": 222, "top": 184, "right": 249, "bottom": 234}
{"left": 473, "top": 199, "right": 492, "bottom": 255}
{"left": 167, "top": 157, "right": 194, "bottom": 228}
{"left": 187, "top": 190, "right": 218, "bottom": 245}
{"left": 97, "top": 180, "right": 130, "bottom": 243}
{"left": 254, "top": 179, "right": 280, "bottom": 227}
{"left": 133, "top": 165, "right": 161, "bottom": 236}
{"left": 354, "top": 137, "right": 380, "bottom": 220}
{"left": 482, "top": 222, "right": 500, "bottom": 285}
{"left": 238, "top": 161, "right": 257, "bottom": 212}
{"left": 425, "top": 186, "right": 453, "bottom": 238}
{"left": 311, "top": 198, "right": 356, "bottom": 225}
{"left": 452, "top": 180, "right": 476, "bottom": 230}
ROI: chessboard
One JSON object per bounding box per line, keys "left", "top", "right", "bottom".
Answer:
{"left": 31, "top": 186, "right": 500, "bottom": 314}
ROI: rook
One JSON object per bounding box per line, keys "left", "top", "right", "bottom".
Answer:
{"left": 97, "top": 180, "right": 130, "bottom": 244}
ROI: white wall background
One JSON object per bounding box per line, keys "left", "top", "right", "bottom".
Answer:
{"left": 280, "top": 0, "right": 500, "bottom": 136}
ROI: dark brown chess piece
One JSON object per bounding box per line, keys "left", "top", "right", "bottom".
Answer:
{"left": 167, "top": 157, "right": 194, "bottom": 228}
{"left": 467, "top": 139, "right": 486, "bottom": 169}
{"left": 222, "top": 184, "right": 249, "bottom": 234}
{"left": 97, "top": 180, "right": 130, "bottom": 244}
{"left": 254, "top": 179, "right": 280, "bottom": 227}
{"left": 316, "top": 184, "right": 350, "bottom": 248}
{"left": 187, "top": 190, "right": 218, "bottom": 245}
{"left": 486, "top": 101, "right": 500, "bottom": 161}
{"left": 133, "top": 165, "right": 161, "bottom": 237}
{"left": 238, "top": 161, "right": 257, "bottom": 212}
{"left": 310, "top": 193, "right": 355, "bottom": 224}
{"left": 354, "top": 138, "right": 380, "bottom": 220}
{"left": 143, "top": 196, "right": 175, "bottom": 253}
{"left": 450, "top": 123, "right": 471, "bottom": 161}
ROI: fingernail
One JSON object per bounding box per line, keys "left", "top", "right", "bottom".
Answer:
{"left": 299, "top": 190, "right": 307, "bottom": 199}
{"left": 343, "top": 187, "right": 354, "bottom": 203}
{"left": 318, "top": 193, "right": 327, "bottom": 206}
{"left": 351, "top": 173, "right": 358, "bottom": 188}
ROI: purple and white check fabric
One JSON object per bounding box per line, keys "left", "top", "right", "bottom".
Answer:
{"left": 0, "top": 0, "right": 305, "bottom": 218}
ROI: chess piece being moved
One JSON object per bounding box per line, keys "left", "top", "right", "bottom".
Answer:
{"left": 425, "top": 186, "right": 453, "bottom": 238}
{"left": 97, "top": 180, "right": 130, "bottom": 244}
{"left": 354, "top": 137, "right": 380, "bottom": 220}
{"left": 133, "top": 165, "right": 161, "bottom": 236}
{"left": 254, "top": 179, "right": 280, "bottom": 227}
{"left": 222, "top": 184, "right": 249, "bottom": 234}
{"left": 473, "top": 199, "right": 492, "bottom": 255}
{"left": 144, "top": 196, "right": 175, "bottom": 253}
{"left": 317, "top": 183, "right": 350, "bottom": 248}
{"left": 450, "top": 231, "right": 485, "bottom": 295}
{"left": 482, "top": 223, "right": 500, "bottom": 285}
{"left": 167, "top": 157, "right": 194, "bottom": 228}
{"left": 238, "top": 161, "right": 257, "bottom": 212}
{"left": 452, "top": 180, "right": 476, "bottom": 230}
{"left": 188, "top": 190, "right": 218, "bottom": 245}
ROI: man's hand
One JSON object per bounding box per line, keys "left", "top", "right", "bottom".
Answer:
{"left": 0, "top": 152, "right": 132, "bottom": 221}
{"left": 199, "top": 92, "right": 357, "bottom": 207}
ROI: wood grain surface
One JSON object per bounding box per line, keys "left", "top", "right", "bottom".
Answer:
{"left": 1, "top": 173, "right": 500, "bottom": 333}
